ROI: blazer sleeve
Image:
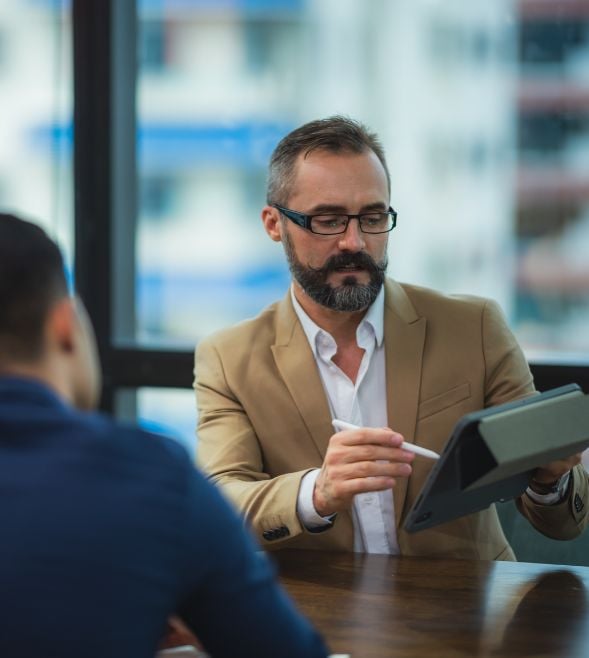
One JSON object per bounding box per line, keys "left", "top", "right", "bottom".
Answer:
{"left": 194, "top": 336, "right": 317, "bottom": 548}
{"left": 481, "top": 299, "right": 589, "bottom": 539}
{"left": 516, "top": 464, "right": 589, "bottom": 540}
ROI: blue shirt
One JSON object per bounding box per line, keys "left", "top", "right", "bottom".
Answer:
{"left": 0, "top": 376, "right": 328, "bottom": 658}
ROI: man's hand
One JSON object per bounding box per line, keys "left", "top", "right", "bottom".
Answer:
{"left": 158, "top": 616, "right": 202, "bottom": 650}
{"left": 313, "top": 426, "right": 415, "bottom": 517}
{"left": 530, "top": 453, "right": 582, "bottom": 492}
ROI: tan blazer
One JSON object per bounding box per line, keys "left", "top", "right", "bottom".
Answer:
{"left": 195, "top": 279, "right": 589, "bottom": 560}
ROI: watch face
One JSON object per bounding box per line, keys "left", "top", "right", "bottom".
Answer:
{"left": 532, "top": 481, "right": 558, "bottom": 494}
{"left": 530, "top": 472, "right": 569, "bottom": 496}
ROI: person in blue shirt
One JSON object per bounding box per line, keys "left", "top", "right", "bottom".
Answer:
{"left": 0, "top": 212, "right": 329, "bottom": 658}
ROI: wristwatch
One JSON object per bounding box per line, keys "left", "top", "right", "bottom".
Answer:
{"left": 529, "top": 471, "right": 570, "bottom": 497}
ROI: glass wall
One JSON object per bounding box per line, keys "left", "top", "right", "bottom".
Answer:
{"left": 3, "top": 0, "right": 588, "bottom": 498}
{"left": 515, "top": 0, "right": 589, "bottom": 358}
{"left": 4, "top": 0, "right": 587, "bottom": 561}
{"left": 132, "top": 0, "right": 589, "bottom": 443}
{"left": 116, "top": 387, "right": 196, "bottom": 457}
{"left": 0, "top": 0, "right": 73, "bottom": 267}
{"left": 135, "top": 0, "right": 589, "bottom": 354}
{"left": 136, "top": 0, "right": 301, "bottom": 346}
{"left": 137, "top": 388, "right": 196, "bottom": 456}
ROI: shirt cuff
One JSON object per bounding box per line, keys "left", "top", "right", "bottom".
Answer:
{"left": 526, "top": 471, "right": 571, "bottom": 506}
{"left": 297, "top": 469, "right": 335, "bottom": 529}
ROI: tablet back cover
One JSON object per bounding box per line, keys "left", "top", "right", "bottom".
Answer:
{"left": 404, "top": 384, "right": 589, "bottom": 533}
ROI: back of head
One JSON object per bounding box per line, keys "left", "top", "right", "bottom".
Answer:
{"left": 0, "top": 213, "right": 68, "bottom": 365}
{"left": 267, "top": 115, "right": 390, "bottom": 206}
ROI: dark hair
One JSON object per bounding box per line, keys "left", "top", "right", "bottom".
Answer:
{"left": 266, "top": 115, "right": 390, "bottom": 206}
{"left": 0, "top": 213, "right": 68, "bottom": 362}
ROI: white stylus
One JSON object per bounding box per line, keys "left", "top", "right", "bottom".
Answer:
{"left": 331, "top": 419, "right": 440, "bottom": 460}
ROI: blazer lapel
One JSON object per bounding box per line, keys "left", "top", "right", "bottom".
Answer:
{"left": 271, "top": 293, "right": 333, "bottom": 461}
{"left": 384, "top": 280, "right": 426, "bottom": 527}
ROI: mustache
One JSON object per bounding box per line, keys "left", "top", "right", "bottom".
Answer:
{"left": 308, "top": 251, "right": 387, "bottom": 276}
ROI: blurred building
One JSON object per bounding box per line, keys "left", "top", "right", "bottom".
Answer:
{"left": 3, "top": 0, "right": 589, "bottom": 353}
{"left": 515, "top": 0, "right": 589, "bottom": 356}
{"left": 1, "top": 2, "right": 588, "bottom": 443}
{"left": 0, "top": 1, "right": 72, "bottom": 260}
{"left": 135, "top": 0, "right": 521, "bottom": 344}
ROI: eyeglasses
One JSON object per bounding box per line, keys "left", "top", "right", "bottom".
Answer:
{"left": 273, "top": 204, "right": 397, "bottom": 235}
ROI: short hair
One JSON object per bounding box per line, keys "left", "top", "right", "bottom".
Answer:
{"left": 0, "top": 213, "right": 68, "bottom": 362}
{"left": 266, "top": 115, "right": 391, "bottom": 206}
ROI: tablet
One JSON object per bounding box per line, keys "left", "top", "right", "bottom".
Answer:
{"left": 404, "top": 383, "right": 589, "bottom": 533}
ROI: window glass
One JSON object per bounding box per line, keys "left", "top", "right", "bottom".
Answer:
{"left": 136, "top": 0, "right": 589, "bottom": 361}
{"left": 0, "top": 0, "right": 73, "bottom": 269}
{"left": 135, "top": 388, "right": 196, "bottom": 457}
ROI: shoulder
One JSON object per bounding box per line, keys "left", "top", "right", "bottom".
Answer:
{"left": 385, "top": 280, "right": 514, "bottom": 351}
{"left": 69, "top": 409, "right": 192, "bottom": 473}
{"left": 389, "top": 279, "right": 502, "bottom": 321}
{"left": 195, "top": 296, "right": 285, "bottom": 357}
{"left": 395, "top": 280, "right": 491, "bottom": 311}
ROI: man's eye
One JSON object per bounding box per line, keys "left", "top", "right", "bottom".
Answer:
{"left": 362, "top": 214, "right": 386, "bottom": 226}
{"left": 314, "top": 216, "right": 345, "bottom": 228}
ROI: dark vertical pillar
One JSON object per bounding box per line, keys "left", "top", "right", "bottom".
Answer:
{"left": 73, "top": 0, "right": 137, "bottom": 412}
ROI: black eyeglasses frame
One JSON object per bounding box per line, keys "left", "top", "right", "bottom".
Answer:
{"left": 272, "top": 204, "right": 397, "bottom": 235}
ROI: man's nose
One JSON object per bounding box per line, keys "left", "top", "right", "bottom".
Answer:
{"left": 337, "top": 218, "right": 366, "bottom": 251}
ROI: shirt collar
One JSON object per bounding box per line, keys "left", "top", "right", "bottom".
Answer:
{"left": 290, "top": 283, "right": 385, "bottom": 355}
{"left": 362, "top": 285, "right": 385, "bottom": 347}
{"left": 0, "top": 375, "right": 72, "bottom": 412}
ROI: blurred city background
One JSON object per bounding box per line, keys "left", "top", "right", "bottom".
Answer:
{"left": 1, "top": 0, "right": 588, "bottom": 451}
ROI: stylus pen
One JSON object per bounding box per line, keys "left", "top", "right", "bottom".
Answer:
{"left": 331, "top": 419, "right": 440, "bottom": 460}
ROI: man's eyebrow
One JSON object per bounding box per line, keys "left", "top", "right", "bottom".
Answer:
{"left": 359, "top": 202, "right": 388, "bottom": 212}
{"left": 308, "top": 202, "right": 388, "bottom": 214}
{"left": 307, "top": 203, "right": 347, "bottom": 214}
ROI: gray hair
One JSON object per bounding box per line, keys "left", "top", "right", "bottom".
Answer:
{"left": 266, "top": 115, "right": 391, "bottom": 206}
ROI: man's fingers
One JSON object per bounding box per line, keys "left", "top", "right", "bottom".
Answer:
{"left": 316, "top": 428, "right": 416, "bottom": 515}
{"left": 335, "top": 476, "right": 398, "bottom": 496}
{"left": 326, "top": 435, "right": 416, "bottom": 466}
{"left": 333, "top": 444, "right": 415, "bottom": 464}
{"left": 332, "top": 460, "right": 412, "bottom": 481}
{"left": 332, "top": 427, "right": 404, "bottom": 448}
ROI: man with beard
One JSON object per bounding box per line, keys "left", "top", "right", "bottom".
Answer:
{"left": 194, "top": 116, "right": 588, "bottom": 559}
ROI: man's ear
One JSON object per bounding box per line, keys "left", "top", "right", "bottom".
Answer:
{"left": 261, "top": 205, "right": 283, "bottom": 243}
{"left": 46, "top": 297, "right": 76, "bottom": 354}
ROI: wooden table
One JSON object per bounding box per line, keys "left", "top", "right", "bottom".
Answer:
{"left": 273, "top": 550, "right": 589, "bottom": 658}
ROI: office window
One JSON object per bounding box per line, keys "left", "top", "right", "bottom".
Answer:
{"left": 0, "top": 28, "right": 7, "bottom": 69}
{"left": 116, "top": 388, "right": 196, "bottom": 456}
{"left": 132, "top": 1, "right": 587, "bottom": 357}
{"left": 139, "top": 175, "right": 178, "bottom": 221}
{"left": 66, "top": 0, "right": 589, "bottom": 441}
{"left": 0, "top": 0, "right": 72, "bottom": 264}
{"left": 68, "top": 0, "right": 589, "bottom": 563}
{"left": 128, "top": 0, "right": 589, "bottom": 438}
{"left": 139, "top": 20, "right": 167, "bottom": 72}
{"left": 135, "top": 1, "right": 300, "bottom": 347}
{"left": 520, "top": 20, "right": 587, "bottom": 66}
{"left": 516, "top": 3, "right": 589, "bottom": 357}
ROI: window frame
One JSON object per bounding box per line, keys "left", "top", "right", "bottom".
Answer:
{"left": 72, "top": 0, "right": 589, "bottom": 414}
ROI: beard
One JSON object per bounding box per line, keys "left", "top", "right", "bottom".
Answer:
{"left": 282, "top": 230, "right": 388, "bottom": 312}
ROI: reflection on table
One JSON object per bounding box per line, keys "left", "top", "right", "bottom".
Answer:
{"left": 273, "top": 549, "right": 589, "bottom": 658}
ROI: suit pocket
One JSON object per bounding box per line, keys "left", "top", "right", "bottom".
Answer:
{"left": 418, "top": 382, "right": 471, "bottom": 420}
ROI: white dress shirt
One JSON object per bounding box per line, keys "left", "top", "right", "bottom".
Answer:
{"left": 291, "top": 286, "right": 568, "bottom": 553}
{"left": 291, "top": 286, "right": 399, "bottom": 554}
